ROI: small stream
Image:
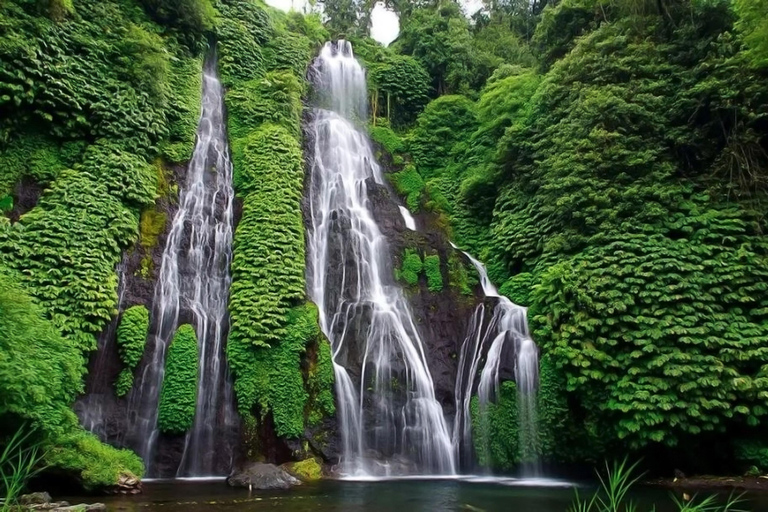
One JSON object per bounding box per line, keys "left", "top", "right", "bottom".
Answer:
{"left": 61, "top": 480, "right": 768, "bottom": 512}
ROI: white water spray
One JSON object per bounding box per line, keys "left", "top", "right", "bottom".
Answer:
{"left": 127, "top": 58, "right": 237, "bottom": 477}
{"left": 307, "top": 41, "right": 456, "bottom": 477}
{"left": 398, "top": 206, "right": 417, "bottom": 231}
{"left": 451, "top": 244, "right": 540, "bottom": 475}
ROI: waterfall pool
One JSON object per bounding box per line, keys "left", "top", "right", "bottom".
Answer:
{"left": 61, "top": 478, "right": 768, "bottom": 511}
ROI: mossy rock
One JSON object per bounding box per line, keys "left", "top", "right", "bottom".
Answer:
{"left": 283, "top": 457, "right": 323, "bottom": 482}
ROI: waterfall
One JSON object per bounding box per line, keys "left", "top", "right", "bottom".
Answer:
{"left": 452, "top": 245, "right": 541, "bottom": 475}
{"left": 127, "top": 56, "right": 237, "bottom": 477}
{"left": 307, "top": 41, "right": 456, "bottom": 477}
{"left": 75, "top": 256, "right": 128, "bottom": 437}
{"left": 398, "top": 206, "right": 417, "bottom": 231}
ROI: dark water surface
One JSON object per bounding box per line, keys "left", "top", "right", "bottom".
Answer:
{"left": 63, "top": 478, "right": 768, "bottom": 512}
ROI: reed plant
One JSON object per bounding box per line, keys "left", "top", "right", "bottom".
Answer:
{"left": 0, "top": 425, "right": 46, "bottom": 512}
{"left": 569, "top": 458, "right": 748, "bottom": 512}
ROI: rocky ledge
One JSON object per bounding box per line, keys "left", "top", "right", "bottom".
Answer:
{"left": 18, "top": 492, "right": 106, "bottom": 512}
{"left": 227, "top": 462, "right": 301, "bottom": 490}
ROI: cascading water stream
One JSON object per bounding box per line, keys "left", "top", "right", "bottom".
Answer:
{"left": 307, "top": 41, "right": 456, "bottom": 477}
{"left": 127, "top": 56, "right": 236, "bottom": 477}
{"left": 451, "top": 244, "right": 541, "bottom": 475}
{"left": 76, "top": 257, "right": 128, "bottom": 437}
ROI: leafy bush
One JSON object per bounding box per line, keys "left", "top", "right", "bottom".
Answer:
{"left": 157, "top": 325, "right": 199, "bottom": 435}
{"left": 369, "top": 54, "right": 431, "bottom": 126}
{"left": 139, "top": 0, "right": 215, "bottom": 52}
{"left": 231, "top": 304, "right": 325, "bottom": 437}
{"left": 396, "top": 249, "right": 423, "bottom": 286}
{"left": 0, "top": 272, "right": 142, "bottom": 488}
{"left": 115, "top": 305, "right": 149, "bottom": 397}
{"left": 423, "top": 254, "right": 442, "bottom": 292}
{"left": 390, "top": 165, "right": 425, "bottom": 212}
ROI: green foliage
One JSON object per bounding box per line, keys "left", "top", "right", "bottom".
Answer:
{"left": 733, "top": 440, "right": 768, "bottom": 473}
{"left": 45, "top": 429, "right": 143, "bottom": 489}
{"left": 390, "top": 165, "right": 425, "bottom": 212}
{"left": 448, "top": 251, "right": 475, "bottom": 296}
{"left": 0, "top": 272, "right": 142, "bottom": 488}
{"left": 408, "top": 95, "right": 477, "bottom": 179}
{"left": 231, "top": 304, "right": 325, "bottom": 438}
{"left": 368, "top": 125, "right": 405, "bottom": 156}
{"left": 0, "top": 133, "right": 69, "bottom": 194}
{"left": 221, "top": 5, "right": 334, "bottom": 438}
{"left": 569, "top": 458, "right": 747, "bottom": 512}
{"left": 0, "top": 170, "right": 139, "bottom": 353}
{"left": 157, "top": 325, "right": 199, "bottom": 435}
{"left": 0, "top": 425, "right": 45, "bottom": 511}
{"left": 139, "top": 0, "right": 215, "bottom": 51}
{"left": 423, "top": 254, "right": 442, "bottom": 292}
{"left": 162, "top": 56, "right": 203, "bottom": 163}
{"left": 306, "top": 334, "right": 335, "bottom": 426}
{"left": 734, "top": 0, "right": 768, "bottom": 69}
{"left": 396, "top": 249, "right": 423, "bottom": 286}
{"left": 115, "top": 305, "right": 149, "bottom": 397}
{"left": 369, "top": 54, "right": 431, "bottom": 126}
{"left": 215, "top": 0, "right": 272, "bottom": 87}
{"left": 225, "top": 72, "right": 303, "bottom": 142}
{"left": 228, "top": 125, "right": 306, "bottom": 350}
{"left": 470, "top": 380, "right": 519, "bottom": 471}
{"left": 395, "top": 3, "right": 490, "bottom": 95}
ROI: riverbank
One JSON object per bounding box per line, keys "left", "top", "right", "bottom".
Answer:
{"left": 648, "top": 475, "right": 768, "bottom": 492}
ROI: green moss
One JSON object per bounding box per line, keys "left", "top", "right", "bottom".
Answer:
{"left": 396, "top": 249, "right": 422, "bottom": 286}
{"left": 286, "top": 457, "right": 322, "bottom": 481}
{"left": 139, "top": 209, "right": 167, "bottom": 250}
{"left": 157, "top": 324, "right": 199, "bottom": 435}
{"left": 423, "top": 254, "right": 442, "bottom": 292}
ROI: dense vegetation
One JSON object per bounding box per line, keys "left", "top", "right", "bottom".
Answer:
{"left": 345, "top": 0, "right": 768, "bottom": 473}
{"left": 0, "top": 0, "right": 203, "bottom": 486}
{"left": 218, "top": 0, "right": 335, "bottom": 441}
{"left": 115, "top": 305, "right": 150, "bottom": 397}
{"left": 3, "top": 0, "right": 768, "bottom": 492}
{"left": 157, "top": 324, "right": 199, "bottom": 434}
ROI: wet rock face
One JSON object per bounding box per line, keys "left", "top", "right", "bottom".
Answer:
{"left": 366, "top": 179, "right": 483, "bottom": 414}
{"left": 227, "top": 463, "right": 301, "bottom": 490}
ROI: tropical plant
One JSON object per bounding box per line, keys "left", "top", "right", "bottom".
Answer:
{"left": 570, "top": 458, "right": 748, "bottom": 512}
{"left": 0, "top": 426, "right": 46, "bottom": 512}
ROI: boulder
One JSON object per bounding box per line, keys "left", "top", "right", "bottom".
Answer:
{"left": 227, "top": 462, "right": 301, "bottom": 490}
{"left": 19, "top": 493, "right": 52, "bottom": 505}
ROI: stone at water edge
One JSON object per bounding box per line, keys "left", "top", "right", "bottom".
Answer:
{"left": 18, "top": 493, "right": 105, "bottom": 512}
{"left": 227, "top": 462, "right": 301, "bottom": 490}
{"left": 109, "top": 472, "right": 141, "bottom": 494}
{"left": 19, "top": 493, "right": 52, "bottom": 505}
{"left": 50, "top": 505, "right": 106, "bottom": 512}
